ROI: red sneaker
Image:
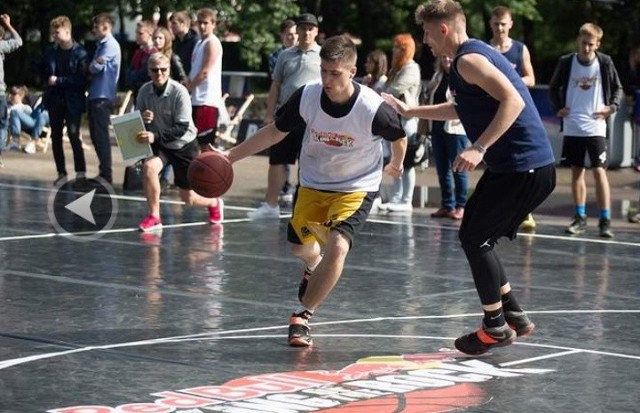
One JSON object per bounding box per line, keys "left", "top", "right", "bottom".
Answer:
{"left": 208, "top": 198, "right": 224, "bottom": 224}
{"left": 288, "top": 315, "right": 313, "bottom": 347}
{"left": 138, "top": 215, "right": 162, "bottom": 232}
{"left": 454, "top": 324, "right": 516, "bottom": 355}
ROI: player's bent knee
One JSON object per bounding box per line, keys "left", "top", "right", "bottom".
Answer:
{"left": 290, "top": 243, "right": 313, "bottom": 260}
{"left": 324, "top": 232, "right": 350, "bottom": 258}
{"left": 143, "top": 160, "right": 162, "bottom": 178}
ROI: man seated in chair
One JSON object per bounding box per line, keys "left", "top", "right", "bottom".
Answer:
{"left": 7, "top": 85, "right": 50, "bottom": 154}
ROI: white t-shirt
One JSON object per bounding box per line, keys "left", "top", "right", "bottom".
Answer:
{"left": 563, "top": 55, "right": 606, "bottom": 137}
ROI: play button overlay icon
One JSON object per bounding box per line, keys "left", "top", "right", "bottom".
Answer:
{"left": 65, "top": 189, "right": 97, "bottom": 224}
{"left": 47, "top": 177, "right": 118, "bottom": 242}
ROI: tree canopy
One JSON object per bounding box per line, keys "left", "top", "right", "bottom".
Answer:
{"left": 2, "top": 0, "right": 639, "bottom": 88}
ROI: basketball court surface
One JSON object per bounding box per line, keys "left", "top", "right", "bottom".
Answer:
{"left": 1, "top": 175, "right": 639, "bottom": 413}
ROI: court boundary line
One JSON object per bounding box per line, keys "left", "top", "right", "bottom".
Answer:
{"left": 1, "top": 182, "right": 639, "bottom": 246}
{"left": 1, "top": 310, "right": 639, "bottom": 371}
{"left": 0, "top": 213, "right": 638, "bottom": 247}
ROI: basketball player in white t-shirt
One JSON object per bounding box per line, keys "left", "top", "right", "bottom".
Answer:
{"left": 226, "top": 35, "right": 407, "bottom": 347}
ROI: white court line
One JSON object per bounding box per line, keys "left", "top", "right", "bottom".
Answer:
{"left": 369, "top": 217, "right": 640, "bottom": 247}
{"left": 1, "top": 182, "right": 638, "bottom": 246}
{"left": 0, "top": 182, "right": 255, "bottom": 214}
{"left": 2, "top": 311, "right": 640, "bottom": 371}
{"left": 499, "top": 349, "right": 583, "bottom": 366}
{"left": 0, "top": 218, "right": 252, "bottom": 242}
{"left": 0, "top": 182, "right": 255, "bottom": 210}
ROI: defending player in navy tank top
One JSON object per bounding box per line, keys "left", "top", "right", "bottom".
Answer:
{"left": 450, "top": 39, "right": 554, "bottom": 173}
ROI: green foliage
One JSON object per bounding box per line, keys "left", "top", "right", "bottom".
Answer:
{"left": 2, "top": 0, "right": 639, "bottom": 86}
{"left": 219, "top": 0, "right": 300, "bottom": 69}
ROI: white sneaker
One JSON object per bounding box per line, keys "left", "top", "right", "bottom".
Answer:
{"left": 247, "top": 202, "right": 280, "bottom": 220}
{"left": 24, "top": 141, "right": 36, "bottom": 154}
{"left": 386, "top": 202, "right": 413, "bottom": 212}
{"left": 371, "top": 197, "right": 383, "bottom": 213}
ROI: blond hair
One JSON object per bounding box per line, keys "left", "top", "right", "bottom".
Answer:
{"left": 153, "top": 26, "right": 174, "bottom": 58}
{"left": 579, "top": 23, "right": 603, "bottom": 41}
{"left": 415, "top": 0, "right": 464, "bottom": 24}
{"left": 50, "top": 16, "right": 72, "bottom": 30}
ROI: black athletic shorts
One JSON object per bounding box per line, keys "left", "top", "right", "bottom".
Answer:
{"left": 458, "top": 163, "right": 556, "bottom": 249}
{"left": 562, "top": 135, "right": 608, "bottom": 168}
{"left": 269, "top": 125, "right": 304, "bottom": 165}
{"left": 152, "top": 140, "right": 199, "bottom": 190}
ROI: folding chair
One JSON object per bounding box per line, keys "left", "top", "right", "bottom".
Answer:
{"left": 216, "top": 94, "right": 255, "bottom": 147}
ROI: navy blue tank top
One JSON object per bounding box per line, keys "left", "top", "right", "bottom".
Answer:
{"left": 450, "top": 39, "right": 554, "bottom": 172}
{"left": 501, "top": 40, "right": 524, "bottom": 76}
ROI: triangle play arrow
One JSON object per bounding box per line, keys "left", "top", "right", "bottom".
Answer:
{"left": 64, "top": 189, "right": 97, "bottom": 225}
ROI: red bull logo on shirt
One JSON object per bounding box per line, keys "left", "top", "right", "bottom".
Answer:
{"left": 311, "top": 127, "right": 354, "bottom": 148}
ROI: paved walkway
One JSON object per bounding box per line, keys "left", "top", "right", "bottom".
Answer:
{"left": 1, "top": 138, "right": 639, "bottom": 229}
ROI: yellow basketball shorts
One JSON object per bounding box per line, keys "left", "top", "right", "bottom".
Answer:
{"left": 287, "top": 187, "right": 378, "bottom": 247}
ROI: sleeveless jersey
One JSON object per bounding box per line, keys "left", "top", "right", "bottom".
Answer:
{"left": 450, "top": 39, "right": 554, "bottom": 172}
{"left": 189, "top": 34, "right": 223, "bottom": 107}
{"left": 298, "top": 82, "right": 386, "bottom": 192}
{"left": 563, "top": 55, "right": 606, "bottom": 137}
{"left": 500, "top": 40, "right": 525, "bottom": 76}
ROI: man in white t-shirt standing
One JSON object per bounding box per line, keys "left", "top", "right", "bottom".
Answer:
{"left": 549, "top": 23, "right": 623, "bottom": 238}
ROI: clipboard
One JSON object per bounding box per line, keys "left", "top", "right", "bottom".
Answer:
{"left": 110, "top": 110, "right": 153, "bottom": 165}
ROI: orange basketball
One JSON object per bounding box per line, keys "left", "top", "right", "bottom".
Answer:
{"left": 188, "top": 151, "right": 234, "bottom": 198}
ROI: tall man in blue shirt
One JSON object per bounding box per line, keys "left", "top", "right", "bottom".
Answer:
{"left": 87, "top": 13, "right": 121, "bottom": 185}
{"left": 384, "top": 0, "right": 556, "bottom": 355}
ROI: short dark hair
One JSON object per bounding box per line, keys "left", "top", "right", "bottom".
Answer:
{"left": 320, "top": 35, "right": 357, "bottom": 66}
{"left": 170, "top": 11, "right": 191, "bottom": 25}
{"left": 279, "top": 19, "right": 296, "bottom": 33}
{"left": 93, "top": 12, "right": 113, "bottom": 26}
{"left": 490, "top": 6, "right": 512, "bottom": 19}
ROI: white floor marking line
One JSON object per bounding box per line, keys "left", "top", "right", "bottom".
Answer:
{"left": 369, "top": 217, "right": 640, "bottom": 247}
{"left": 508, "top": 342, "right": 640, "bottom": 360}
{"left": 0, "top": 182, "right": 254, "bottom": 210}
{"left": 0, "top": 218, "right": 252, "bottom": 242}
{"left": 499, "top": 349, "right": 583, "bottom": 367}
{"left": 2, "top": 183, "right": 638, "bottom": 246}
{"left": 2, "top": 310, "right": 639, "bottom": 371}
{"left": 0, "top": 233, "right": 59, "bottom": 241}
{"left": 517, "top": 232, "right": 640, "bottom": 247}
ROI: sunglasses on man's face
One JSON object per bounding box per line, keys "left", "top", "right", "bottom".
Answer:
{"left": 150, "top": 67, "right": 168, "bottom": 73}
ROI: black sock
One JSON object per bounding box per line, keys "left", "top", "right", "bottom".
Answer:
{"left": 293, "top": 307, "right": 313, "bottom": 319}
{"left": 501, "top": 290, "right": 522, "bottom": 312}
{"left": 483, "top": 308, "right": 506, "bottom": 329}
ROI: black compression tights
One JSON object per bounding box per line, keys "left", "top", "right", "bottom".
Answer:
{"left": 462, "top": 243, "right": 508, "bottom": 306}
